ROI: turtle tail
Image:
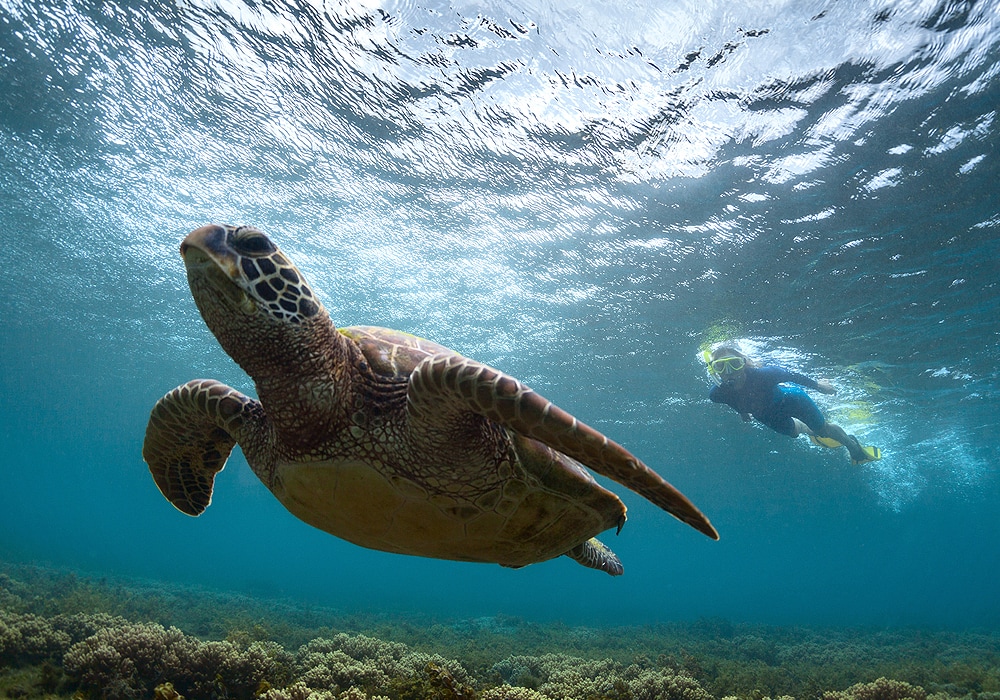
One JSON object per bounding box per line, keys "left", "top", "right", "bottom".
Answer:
{"left": 566, "top": 537, "right": 624, "bottom": 576}
{"left": 142, "top": 379, "right": 262, "bottom": 516}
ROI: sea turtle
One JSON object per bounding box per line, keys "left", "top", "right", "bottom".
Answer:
{"left": 143, "top": 225, "right": 718, "bottom": 576}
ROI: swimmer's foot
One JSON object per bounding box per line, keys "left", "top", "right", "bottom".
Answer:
{"left": 846, "top": 435, "right": 882, "bottom": 465}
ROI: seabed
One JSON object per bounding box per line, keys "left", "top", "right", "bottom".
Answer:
{"left": 0, "top": 563, "right": 997, "bottom": 700}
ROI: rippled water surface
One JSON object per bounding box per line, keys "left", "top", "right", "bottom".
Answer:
{"left": 1, "top": 0, "right": 998, "bottom": 629}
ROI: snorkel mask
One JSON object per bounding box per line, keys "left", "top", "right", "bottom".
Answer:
{"left": 705, "top": 351, "right": 746, "bottom": 384}
{"left": 711, "top": 356, "right": 746, "bottom": 374}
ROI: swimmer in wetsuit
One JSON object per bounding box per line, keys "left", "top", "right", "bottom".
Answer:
{"left": 707, "top": 346, "right": 880, "bottom": 465}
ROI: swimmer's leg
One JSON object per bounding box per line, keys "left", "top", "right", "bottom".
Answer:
{"left": 791, "top": 418, "right": 814, "bottom": 437}
{"left": 782, "top": 388, "right": 878, "bottom": 463}
{"left": 816, "top": 422, "right": 877, "bottom": 464}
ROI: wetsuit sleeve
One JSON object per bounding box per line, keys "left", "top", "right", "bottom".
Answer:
{"left": 759, "top": 366, "right": 819, "bottom": 390}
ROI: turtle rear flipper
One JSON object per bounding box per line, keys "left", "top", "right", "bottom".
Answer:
{"left": 566, "top": 538, "right": 624, "bottom": 576}
{"left": 143, "top": 379, "right": 263, "bottom": 516}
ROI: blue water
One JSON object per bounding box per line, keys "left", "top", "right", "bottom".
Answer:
{"left": 1, "top": 0, "right": 997, "bottom": 633}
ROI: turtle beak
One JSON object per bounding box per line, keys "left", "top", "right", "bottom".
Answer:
{"left": 181, "top": 225, "right": 241, "bottom": 280}
{"left": 181, "top": 224, "right": 255, "bottom": 315}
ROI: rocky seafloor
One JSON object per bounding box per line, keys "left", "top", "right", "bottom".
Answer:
{"left": 0, "top": 563, "right": 997, "bottom": 700}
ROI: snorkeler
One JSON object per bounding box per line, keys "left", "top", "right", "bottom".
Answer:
{"left": 707, "top": 346, "right": 881, "bottom": 465}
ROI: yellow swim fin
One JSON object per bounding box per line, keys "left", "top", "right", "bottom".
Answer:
{"left": 809, "top": 435, "right": 883, "bottom": 465}
{"left": 809, "top": 435, "right": 843, "bottom": 449}
{"left": 851, "top": 445, "right": 882, "bottom": 466}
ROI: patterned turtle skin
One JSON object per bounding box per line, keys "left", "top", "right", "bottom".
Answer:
{"left": 143, "top": 225, "right": 718, "bottom": 576}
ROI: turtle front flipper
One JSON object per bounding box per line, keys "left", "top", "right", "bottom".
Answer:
{"left": 143, "top": 379, "right": 266, "bottom": 516}
{"left": 409, "top": 355, "right": 719, "bottom": 540}
{"left": 566, "top": 538, "right": 624, "bottom": 576}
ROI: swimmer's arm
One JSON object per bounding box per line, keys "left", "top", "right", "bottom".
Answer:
{"left": 767, "top": 366, "right": 826, "bottom": 392}
{"left": 785, "top": 370, "right": 836, "bottom": 395}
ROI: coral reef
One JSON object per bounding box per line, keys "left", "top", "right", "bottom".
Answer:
{"left": 292, "top": 633, "right": 470, "bottom": 697}
{"left": 480, "top": 686, "right": 548, "bottom": 700}
{"left": 0, "top": 608, "right": 129, "bottom": 666}
{"left": 487, "top": 653, "right": 712, "bottom": 700}
{"left": 62, "top": 621, "right": 294, "bottom": 700}
{"left": 0, "top": 564, "right": 999, "bottom": 700}
{"left": 820, "top": 677, "right": 929, "bottom": 700}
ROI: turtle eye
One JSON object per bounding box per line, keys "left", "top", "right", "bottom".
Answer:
{"left": 229, "top": 227, "right": 277, "bottom": 256}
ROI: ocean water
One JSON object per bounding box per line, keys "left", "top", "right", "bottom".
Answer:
{"left": 1, "top": 0, "right": 998, "bottom": 640}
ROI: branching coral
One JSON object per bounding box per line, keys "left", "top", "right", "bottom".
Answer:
{"left": 0, "top": 611, "right": 72, "bottom": 664}
{"left": 480, "top": 684, "right": 551, "bottom": 700}
{"left": 293, "top": 632, "right": 471, "bottom": 695}
{"left": 487, "top": 652, "right": 714, "bottom": 700}
{"left": 61, "top": 623, "right": 472, "bottom": 700}
{"left": 62, "top": 621, "right": 295, "bottom": 700}
{"left": 63, "top": 622, "right": 188, "bottom": 697}
{"left": 821, "top": 677, "right": 929, "bottom": 700}
{"left": 298, "top": 647, "right": 393, "bottom": 690}
{"left": 490, "top": 654, "right": 551, "bottom": 688}
{"left": 258, "top": 681, "right": 390, "bottom": 700}
{"left": 537, "top": 654, "right": 623, "bottom": 698}
{"left": 0, "top": 606, "right": 138, "bottom": 671}
{"left": 624, "top": 665, "right": 715, "bottom": 700}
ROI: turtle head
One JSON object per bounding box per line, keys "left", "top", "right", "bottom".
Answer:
{"left": 181, "top": 225, "right": 332, "bottom": 376}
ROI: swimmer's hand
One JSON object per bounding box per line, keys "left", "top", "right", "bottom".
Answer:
{"left": 815, "top": 379, "right": 836, "bottom": 395}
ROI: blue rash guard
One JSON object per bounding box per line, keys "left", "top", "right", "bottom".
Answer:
{"left": 709, "top": 366, "right": 826, "bottom": 436}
